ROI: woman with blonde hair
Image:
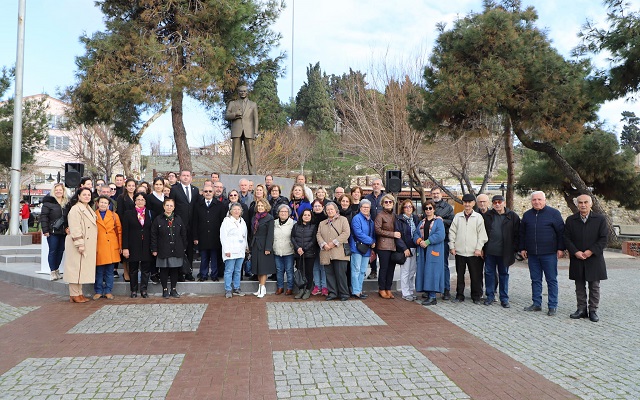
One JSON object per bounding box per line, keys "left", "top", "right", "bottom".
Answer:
{"left": 375, "top": 193, "right": 401, "bottom": 299}
{"left": 40, "top": 183, "right": 69, "bottom": 280}
{"left": 250, "top": 198, "right": 276, "bottom": 297}
{"left": 64, "top": 188, "right": 97, "bottom": 303}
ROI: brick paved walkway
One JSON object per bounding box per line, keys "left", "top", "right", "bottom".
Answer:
{"left": 0, "top": 256, "right": 638, "bottom": 399}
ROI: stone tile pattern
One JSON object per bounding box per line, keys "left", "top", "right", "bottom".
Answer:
{"left": 0, "top": 354, "right": 184, "bottom": 400}
{"left": 273, "top": 345, "right": 469, "bottom": 399}
{"left": 0, "top": 302, "right": 38, "bottom": 327}
{"left": 267, "top": 301, "right": 386, "bottom": 330}
{"left": 427, "top": 267, "right": 640, "bottom": 399}
{"left": 67, "top": 304, "right": 208, "bottom": 334}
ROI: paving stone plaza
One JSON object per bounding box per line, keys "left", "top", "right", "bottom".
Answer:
{"left": 0, "top": 254, "right": 638, "bottom": 399}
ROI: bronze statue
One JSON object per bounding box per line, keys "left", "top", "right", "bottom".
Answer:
{"left": 225, "top": 85, "right": 259, "bottom": 175}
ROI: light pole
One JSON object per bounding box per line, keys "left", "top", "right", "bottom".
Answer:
{"left": 500, "top": 182, "right": 505, "bottom": 198}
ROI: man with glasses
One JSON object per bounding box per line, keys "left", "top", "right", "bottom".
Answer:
{"left": 449, "top": 194, "right": 488, "bottom": 304}
{"left": 365, "top": 178, "right": 385, "bottom": 280}
{"left": 430, "top": 187, "right": 454, "bottom": 300}
{"left": 482, "top": 195, "right": 520, "bottom": 308}
{"left": 192, "top": 185, "right": 226, "bottom": 282}
{"left": 97, "top": 184, "right": 117, "bottom": 211}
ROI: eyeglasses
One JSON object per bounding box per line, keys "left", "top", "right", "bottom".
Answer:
{"left": 403, "top": 205, "right": 413, "bottom": 209}
{"left": 424, "top": 206, "right": 434, "bottom": 210}
{"left": 109, "top": 188, "right": 116, "bottom": 191}
{"left": 492, "top": 201, "right": 503, "bottom": 204}
{"left": 383, "top": 200, "right": 393, "bottom": 204}
{"left": 203, "top": 190, "right": 213, "bottom": 193}
{"left": 229, "top": 194, "right": 238, "bottom": 197}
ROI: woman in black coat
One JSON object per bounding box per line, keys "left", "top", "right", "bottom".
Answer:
{"left": 116, "top": 178, "right": 137, "bottom": 281}
{"left": 192, "top": 191, "right": 226, "bottom": 281}
{"left": 290, "top": 209, "right": 317, "bottom": 299}
{"left": 40, "top": 183, "right": 69, "bottom": 281}
{"left": 250, "top": 198, "right": 276, "bottom": 298}
{"left": 269, "top": 185, "right": 289, "bottom": 218}
{"left": 151, "top": 198, "right": 187, "bottom": 299}
{"left": 122, "top": 193, "right": 154, "bottom": 298}
{"left": 146, "top": 177, "right": 166, "bottom": 218}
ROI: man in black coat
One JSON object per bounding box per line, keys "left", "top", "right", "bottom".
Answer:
{"left": 482, "top": 195, "right": 520, "bottom": 308}
{"left": 192, "top": 185, "right": 226, "bottom": 281}
{"left": 431, "top": 187, "right": 454, "bottom": 300}
{"left": 169, "top": 170, "right": 199, "bottom": 281}
{"left": 564, "top": 194, "right": 608, "bottom": 322}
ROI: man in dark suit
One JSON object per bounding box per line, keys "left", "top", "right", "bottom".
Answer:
{"left": 225, "top": 85, "right": 259, "bottom": 175}
{"left": 564, "top": 194, "right": 608, "bottom": 322}
{"left": 169, "top": 170, "right": 199, "bottom": 281}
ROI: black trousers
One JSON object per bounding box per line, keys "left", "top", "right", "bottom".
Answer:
{"left": 160, "top": 267, "right": 180, "bottom": 290}
{"left": 325, "top": 260, "right": 349, "bottom": 298}
{"left": 129, "top": 261, "right": 150, "bottom": 293}
{"left": 377, "top": 250, "right": 396, "bottom": 291}
{"left": 297, "top": 256, "right": 316, "bottom": 290}
{"left": 454, "top": 255, "right": 484, "bottom": 301}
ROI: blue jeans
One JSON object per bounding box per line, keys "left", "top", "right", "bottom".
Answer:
{"left": 528, "top": 253, "right": 558, "bottom": 308}
{"left": 244, "top": 258, "right": 252, "bottom": 275}
{"left": 443, "top": 242, "right": 450, "bottom": 291}
{"left": 313, "top": 257, "right": 326, "bottom": 288}
{"left": 46, "top": 234, "right": 65, "bottom": 271}
{"left": 427, "top": 291, "right": 437, "bottom": 299}
{"left": 224, "top": 258, "right": 243, "bottom": 292}
{"left": 199, "top": 248, "right": 218, "bottom": 278}
{"left": 94, "top": 263, "right": 115, "bottom": 295}
{"left": 350, "top": 253, "right": 369, "bottom": 295}
{"left": 275, "top": 254, "right": 295, "bottom": 290}
{"left": 484, "top": 254, "right": 509, "bottom": 303}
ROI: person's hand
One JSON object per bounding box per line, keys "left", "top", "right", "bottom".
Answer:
{"left": 323, "top": 244, "right": 332, "bottom": 251}
{"left": 420, "top": 241, "right": 427, "bottom": 248}
{"left": 393, "top": 231, "right": 401, "bottom": 239}
{"left": 474, "top": 249, "right": 483, "bottom": 258}
{"left": 152, "top": 251, "right": 157, "bottom": 256}
{"left": 225, "top": 252, "right": 231, "bottom": 257}
{"left": 194, "top": 240, "right": 199, "bottom": 245}
{"left": 404, "top": 249, "right": 411, "bottom": 257}
{"left": 65, "top": 227, "right": 70, "bottom": 235}
{"left": 520, "top": 250, "right": 527, "bottom": 259}
{"left": 78, "top": 245, "right": 85, "bottom": 255}
{"left": 297, "top": 248, "right": 304, "bottom": 256}
{"left": 122, "top": 249, "right": 130, "bottom": 258}
{"left": 450, "top": 248, "right": 456, "bottom": 255}
{"left": 584, "top": 249, "right": 593, "bottom": 258}
{"left": 265, "top": 250, "right": 270, "bottom": 255}
{"left": 557, "top": 250, "right": 564, "bottom": 259}
{"left": 44, "top": 233, "right": 49, "bottom": 237}
{"left": 371, "top": 243, "right": 375, "bottom": 249}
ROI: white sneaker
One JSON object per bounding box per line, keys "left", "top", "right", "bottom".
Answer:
{"left": 55, "top": 270, "right": 62, "bottom": 280}
{"left": 50, "top": 271, "right": 57, "bottom": 281}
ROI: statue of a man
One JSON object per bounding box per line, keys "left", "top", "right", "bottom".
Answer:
{"left": 225, "top": 85, "right": 259, "bottom": 175}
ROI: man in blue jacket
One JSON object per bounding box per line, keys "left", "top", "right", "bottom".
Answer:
{"left": 519, "top": 191, "right": 565, "bottom": 316}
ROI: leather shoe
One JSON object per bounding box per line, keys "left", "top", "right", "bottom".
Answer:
{"left": 547, "top": 308, "right": 557, "bottom": 316}
{"left": 170, "top": 289, "right": 180, "bottom": 298}
{"left": 326, "top": 295, "right": 337, "bottom": 301}
{"left": 92, "top": 294, "right": 103, "bottom": 300}
{"left": 275, "top": 288, "right": 284, "bottom": 295}
{"left": 130, "top": 292, "right": 137, "bottom": 298}
{"left": 589, "top": 311, "right": 599, "bottom": 322}
{"left": 570, "top": 309, "right": 588, "bottom": 319}
{"left": 340, "top": 296, "right": 349, "bottom": 301}
{"left": 421, "top": 298, "right": 437, "bottom": 306}
{"left": 501, "top": 302, "right": 510, "bottom": 308}
{"left": 356, "top": 293, "right": 368, "bottom": 299}
{"left": 285, "top": 289, "right": 293, "bottom": 296}
{"left": 162, "top": 289, "right": 170, "bottom": 299}
{"left": 379, "top": 290, "right": 390, "bottom": 299}
{"left": 442, "top": 290, "right": 451, "bottom": 301}
{"left": 523, "top": 304, "right": 542, "bottom": 312}
{"left": 386, "top": 290, "right": 395, "bottom": 299}
{"left": 140, "top": 291, "right": 148, "bottom": 298}
{"left": 483, "top": 299, "right": 492, "bottom": 306}
{"left": 104, "top": 293, "right": 115, "bottom": 300}
{"left": 185, "top": 274, "right": 195, "bottom": 281}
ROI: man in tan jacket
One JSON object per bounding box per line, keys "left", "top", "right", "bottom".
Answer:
{"left": 449, "top": 193, "right": 488, "bottom": 304}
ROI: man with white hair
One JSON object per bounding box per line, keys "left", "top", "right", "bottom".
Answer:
{"left": 238, "top": 178, "right": 253, "bottom": 206}
{"left": 476, "top": 194, "right": 490, "bottom": 214}
{"left": 564, "top": 194, "right": 608, "bottom": 322}
{"left": 519, "top": 191, "right": 565, "bottom": 316}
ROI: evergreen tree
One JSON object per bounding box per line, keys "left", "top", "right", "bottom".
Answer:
{"left": 251, "top": 61, "right": 287, "bottom": 131}
{"left": 621, "top": 111, "right": 640, "bottom": 154}
{"left": 295, "top": 63, "right": 335, "bottom": 132}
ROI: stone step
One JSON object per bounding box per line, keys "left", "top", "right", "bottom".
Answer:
{"left": 0, "top": 246, "right": 41, "bottom": 256}
{"left": 0, "top": 254, "right": 42, "bottom": 263}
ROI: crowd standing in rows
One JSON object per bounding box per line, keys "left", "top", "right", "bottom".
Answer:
{"left": 38, "top": 173, "right": 608, "bottom": 321}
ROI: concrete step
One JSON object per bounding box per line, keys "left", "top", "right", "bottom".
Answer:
{"left": 0, "top": 246, "right": 41, "bottom": 256}
{"left": 0, "top": 254, "right": 42, "bottom": 263}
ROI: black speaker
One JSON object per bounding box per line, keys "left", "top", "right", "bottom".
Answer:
{"left": 386, "top": 170, "right": 402, "bottom": 193}
{"left": 65, "top": 163, "right": 84, "bottom": 188}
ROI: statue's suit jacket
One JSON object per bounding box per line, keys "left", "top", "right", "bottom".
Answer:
{"left": 225, "top": 99, "right": 259, "bottom": 139}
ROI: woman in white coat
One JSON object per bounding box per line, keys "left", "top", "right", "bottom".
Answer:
{"left": 64, "top": 188, "right": 97, "bottom": 303}
{"left": 220, "top": 202, "right": 248, "bottom": 298}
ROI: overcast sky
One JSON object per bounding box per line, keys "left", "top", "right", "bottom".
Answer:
{"left": 0, "top": 0, "right": 638, "bottom": 153}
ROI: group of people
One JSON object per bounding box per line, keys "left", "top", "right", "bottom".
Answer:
{"left": 39, "top": 172, "right": 608, "bottom": 321}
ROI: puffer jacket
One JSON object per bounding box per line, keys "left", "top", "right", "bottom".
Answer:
{"left": 40, "top": 195, "right": 65, "bottom": 235}
{"left": 273, "top": 217, "right": 295, "bottom": 256}
{"left": 291, "top": 221, "right": 318, "bottom": 258}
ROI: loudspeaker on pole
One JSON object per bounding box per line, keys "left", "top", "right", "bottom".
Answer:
{"left": 386, "top": 170, "right": 402, "bottom": 193}
{"left": 64, "top": 163, "right": 84, "bottom": 189}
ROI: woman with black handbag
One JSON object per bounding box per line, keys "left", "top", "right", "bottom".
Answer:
{"left": 151, "top": 198, "right": 187, "bottom": 299}
{"left": 349, "top": 199, "right": 375, "bottom": 299}
{"left": 291, "top": 209, "right": 317, "bottom": 299}
{"left": 316, "top": 202, "right": 351, "bottom": 301}
{"left": 40, "top": 183, "right": 69, "bottom": 281}
{"left": 122, "top": 193, "right": 154, "bottom": 298}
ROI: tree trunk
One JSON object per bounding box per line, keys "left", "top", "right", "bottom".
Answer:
{"left": 409, "top": 167, "right": 427, "bottom": 208}
{"left": 419, "top": 167, "right": 462, "bottom": 204}
{"left": 171, "top": 89, "right": 192, "bottom": 172}
{"left": 503, "top": 117, "right": 515, "bottom": 209}
{"left": 513, "top": 126, "right": 618, "bottom": 246}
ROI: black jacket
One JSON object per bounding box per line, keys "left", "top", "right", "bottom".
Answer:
{"left": 395, "top": 214, "right": 420, "bottom": 252}
{"left": 564, "top": 212, "right": 608, "bottom": 282}
{"left": 116, "top": 194, "right": 135, "bottom": 221}
{"left": 151, "top": 214, "right": 187, "bottom": 259}
{"left": 121, "top": 208, "right": 153, "bottom": 262}
{"left": 169, "top": 184, "right": 200, "bottom": 230}
{"left": 192, "top": 197, "right": 226, "bottom": 250}
{"left": 269, "top": 196, "right": 289, "bottom": 218}
{"left": 291, "top": 222, "right": 318, "bottom": 258}
{"left": 434, "top": 199, "right": 454, "bottom": 239}
{"left": 482, "top": 208, "right": 521, "bottom": 266}
{"left": 40, "top": 195, "right": 65, "bottom": 235}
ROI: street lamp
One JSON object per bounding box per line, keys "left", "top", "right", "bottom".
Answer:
{"left": 500, "top": 182, "right": 505, "bottom": 197}
{"left": 46, "top": 174, "right": 54, "bottom": 183}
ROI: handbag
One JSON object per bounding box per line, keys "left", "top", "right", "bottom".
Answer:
{"left": 356, "top": 241, "right": 370, "bottom": 254}
{"left": 181, "top": 255, "right": 192, "bottom": 275}
{"left": 330, "top": 222, "right": 351, "bottom": 256}
{"left": 294, "top": 257, "right": 308, "bottom": 289}
{"left": 390, "top": 250, "right": 407, "bottom": 265}
{"left": 51, "top": 216, "right": 65, "bottom": 232}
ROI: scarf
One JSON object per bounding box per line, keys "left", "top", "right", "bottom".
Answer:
{"left": 253, "top": 211, "right": 267, "bottom": 234}
{"left": 136, "top": 207, "right": 146, "bottom": 226}
{"left": 402, "top": 214, "right": 416, "bottom": 237}
{"left": 290, "top": 198, "right": 301, "bottom": 220}
{"left": 165, "top": 212, "right": 175, "bottom": 238}
{"left": 279, "top": 218, "right": 288, "bottom": 226}
{"left": 419, "top": 218, "right": 435, "bottom": 240}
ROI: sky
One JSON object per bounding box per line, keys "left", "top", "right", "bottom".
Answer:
{"left": 0, "top": 0, "right": 638, "bottom": 154}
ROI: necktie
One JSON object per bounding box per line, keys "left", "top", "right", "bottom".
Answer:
{"left": 185, "top": 186, "right": 190, "bottom": 202}
{"left": 206, "top": 200, "right": 210, "bottom": 207}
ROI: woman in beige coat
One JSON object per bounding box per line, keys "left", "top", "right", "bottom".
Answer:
{"left": 316, "top": 202, "right": 351, "bottom": 301}
{"left": 63, "top": 188, "right": 98, "bottom": 303}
